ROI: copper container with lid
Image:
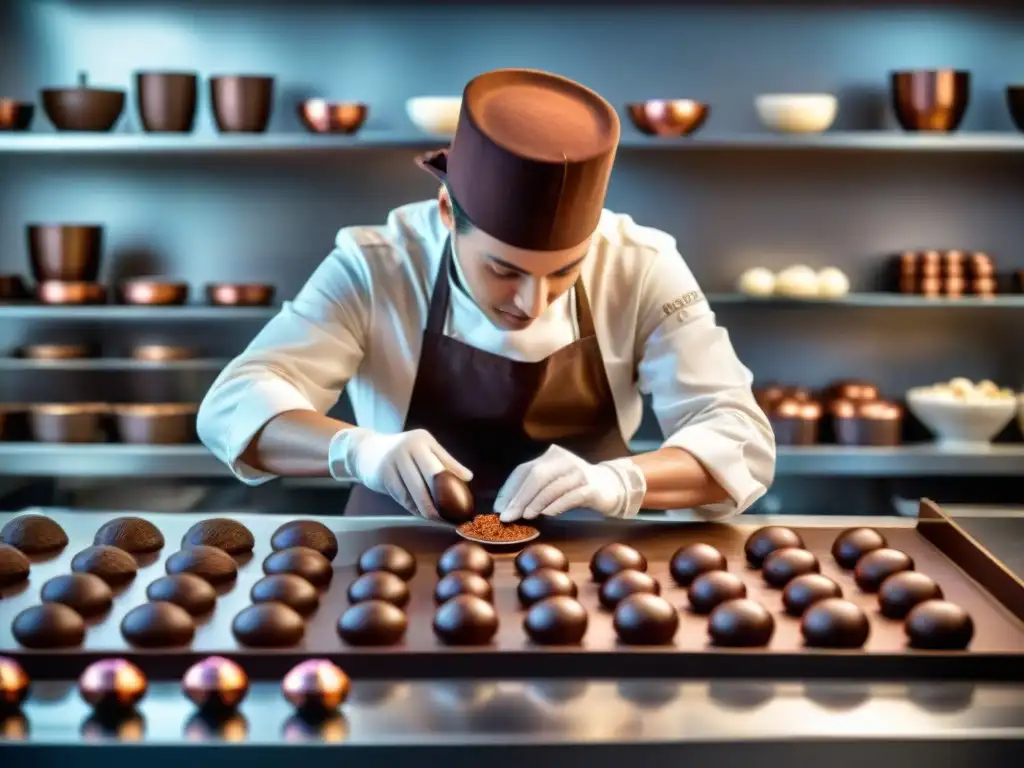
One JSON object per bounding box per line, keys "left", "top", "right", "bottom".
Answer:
{"left": 36, "top": 281, "right": 107, "bottom": 305}
{"left": 768, "top": 396, "right": 822, "bottom": 446}
{"left": 29, "top": 403, "right": 109, "bottom": 443}
{"left": 890, "top": 69, "right": 970, "bottom": 132}
{"left": 27, "top": 224, "right": 103, "bottom": 282}
{"left": 832, "top": 399, "right": 903, "bottom": 447}
{"left": 41, "top": 72, "right": 125, "bottom": 132}
{"left": 117, "top": 280, "right": 189, "bottom": 306}
{"left": 627, "top": 100, "right": 709, "bottom": 137}
{"left": 112, "top": 403, "right": 198, "bottom": 444}
{"left": 0, "top": 100, "right": 33, "bottom": 131}
{"left": 206, "top": 282, "right": 275, "bottom": 307}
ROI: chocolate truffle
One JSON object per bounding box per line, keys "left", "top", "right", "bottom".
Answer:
{"left": 282, "top": 660, "right": 350, "bottom": 717}
{"left": 0, "top": 514, "right": 68, "bottom": 554}
{"left": 12, "top": 603, "right": 85, "bottom": 648}
{"left": 232, "top": 603, "right": 305, "bottom": 647}
{"left": 348, "top": 570, "right": 411, "bottom": 607}
{"left": 831, "top": 527, "right": 887, "bottom": 569}
{"left": 854, "top": 548, "right": 914, "bottom": 593}
{"left": 146, "top": 573, "right": 217, "bottom": 616}
{"left": 708, "top": 599, "right": 775, "bottom": 647}
{"left": 589, "top": 543, "right": 647, "bottom": 583}
{"left": 0, "top": 657, "right": 29, "bottom": 711}
{"left": 517, "top": 568, "right": 578, "bottom": 608}
{"left": 182, "top": 518, "right": 254, "bottom": 555}
{"left": 357, "top": 544, "right": 416, "bottom": 581}
{"left": 437, "top": 542, "right": 494, "bottom": 578}
{"left": 183, "top": 656, "right": 249, "bottom": 714}
{"left": 430, "top": 471, "right": 475, "bottom": 525}
{"left": 121, "top": 601, "right": 196, "bottom": 648}
{"left": 0, "top": 544, "right": 30, "bottom": 587}
{"left": 613, "top": 593, "right": 679, "bottom": 645}
{"left": 688, "top": 571, "right": 747, "bottom": 614}
{"left": 669, "top": 543, "right": 727, "bottom": 587}
{"left": 782, "top": 574, "right": 842, "bottom": 617}
{"left": 801, "top": 598, "right": 870, "bottom": 648}
{"left": 435, "top": 570, "right": 494, "bottom": 604}
{"left": 515, "top": 544, "right": 569, "bottom": 577}
{"left": 744, "top": 526, "right": 804, "bottom": 568}
{"left": 762, "top": 547, "right": 820, "bottom": 588}
{"left": 433, "top": 594, "right": 499, "bottom": 645}
{"left": 79, "top": 659, "right": 147, "bottom": 712}
{"left": 166, "top": 545, "right": 238, "bottom": 585}
{"left": 338, "top": 599, "right": 408, "bottom": 646}
{"left": 71, "top": 545, "right": 138, "bottom": 587}
{"left": 93, "top": 517, "right": 164, "bottom": 554}
{"left": 251, "top": 574, "right": 319, "bottom": 616}
{"left": 524, "top": 596, "right": 588, "bottom": 645}
{"left": 878, "top": 572, "right": 943, "bottom": 619}
{"left": 263, "top": 546, "right": 333, "bottom": 588}
{"left": 905, "top": 600, "right": 974, "bottom": 650}
{"left": 599, "top": 569, "right": 660, "bottom": 610}
{"left": 41, "top": 573, "right": 113, "bottom": 618}
{"left": 271, "top": 520, "right": 338, "bottom": 561}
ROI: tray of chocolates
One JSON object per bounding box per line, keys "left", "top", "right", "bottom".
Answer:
{"left": 0, "top": 502, "right": 1022, "bottom": 682}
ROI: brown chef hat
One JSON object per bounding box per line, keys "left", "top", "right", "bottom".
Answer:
{"left": 416, "top": 68, "right": 620, "bottom": 252}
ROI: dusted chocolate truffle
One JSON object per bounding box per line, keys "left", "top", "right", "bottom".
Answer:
{"left": 12, "top": 603, "right": 85, "bottom": 648}
{"left": 801, "top": 598, "right": 870, "bottom": 648}
{"left": 183, "top": 656, "right": 249, "bottom": 714}
{"left": 854, "top": 548, "right": 914, "bottom": 593}
{"left": 435, "top": 570, "right": 494, "bottom": 604}
{"left": 71, "top": 545, "right": 138, "bottom": 587}
{"left": 166, "top": 545, "right": 238, "bottom": 585}
{"left": 905, "top": 600, "right": 973, "bottom": 650}
{"left": 515, "top": 544, "right": 569, "bottom": 577}
{"left": 263, "top": 546, "right": 334, "bottom": 588}
{"left": 79, "top": 659, "right": 147, "bottom": 712}
{"left": 524, "top": 596, "right": 588, "bottom": 645}
{"left": 614, "top": 594, "right": 678, "bottom": 645}
{"left": 0, "top": 657, "right": 29, "bottom": 711}
{"left": 271, "top": 520, "right": 338, "bottom": 561}
{"left": 41, "top": 573, "right": 113, "bottom": 618}
{"left": 93, "top": 517, "right": 164, "bottom": 554}
{"left": 182, "top": 518, "right": 254, "bottom": 555}
{"left": 433, "top": 594, "right": 499, "bottom": 645}
{"left": 357, "top": 544, "right": 416, "bottom": 581}
{"left": 708, "top": 599, "right": 775, "bottom": 647}
{"left": 831, "top": 527, "right": 887, "bottom": 569}
{"left": 782, "top": 574, "right": 842, "bottom": 617}
{"left": 251, "top": 574, "right": 319, "bottom": 616}
{"left": 430, "top": 471, "right": 475, "bottom": 524}
{"left": 599, "top": 569, "right": 660, "bottom": 610}
{"left": 669, "top": 543, "right": 727, "bottom": 587}
{"left": 121, "top": 601, "right": 196, "bottom": 648}
{"left": 763, "top": 547, "right": 820, "bottom": 588}
{"left": 517, "top": 568, "right": 577, "bottom": 608}
{"left": 589, "top": 543, "right": 647, "bottom": 583}
{"left": 688, "top": 571, "right": 747, "bottom": 615}
{"left": 744, "top": 526, "right": 804, "bottom": 568}
{"left": 338, "top": 600, "right": 408, "bottom": 646}
{"left": 437, "top": 542, "right": 494, "bottom": 578}
{"left": 348, "top": 570, "right": 411, "bottom": 607}
{"left": 0, "top": 514, "right": 68, "bottom": 554}
{"left": 232, "top": 603, "right": 305, "bottom": 647}
{"left": 0, "top": 544, "right": 30, "bottom": 587}
{"left": 146, "top": 573, "right": 217, "bottom": 616}
{"left": 282, "top": 659, "right": 350, "bottom": 717}
{"left": 878, "top": 572, "right": 943, "bottom": 619}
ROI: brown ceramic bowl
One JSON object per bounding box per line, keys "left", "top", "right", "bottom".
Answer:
{"left": 1008, "top": 87, "right": 1024, "bottom": 133}
{"left": 0, "top": 274, "right": 30, "bottom": 301}
{"left": 0, "top": 100, "right": 34, "bottom": 131}
{"left": 27, "top": 224, "right": 103, "bottom": 282}
{"left": 18, "top": 343, "right": 97, "bottom": 360}
{"left": 41, "top": 73, "right": 125, "bottom": 132}
{"left": 130, "top": 344, "right": 198, "bottom": 362}
{"left": 136, "top": 71, "right": 198, "bottom": 133}
{"left": 29, "top": 403, "right": 109, "bottom": 443}
{"left": 112, "top": 403, "right": 198, "bottom": 444}
{"left": 206, "top": 282, "right": 275, "bottom": 307}
{"left": 832, "top": 399, "right": 903, "bottom": 446}
{"left": 116, "top": 280, "right": 189, "bottom": 306}
{"left": 890, "top": 70, "right": 970, "bottom": 132}
{"left": 210, "top": 75, "right": 274, "bottom": 133}
{"left": 297, "top": 100, "right": 368, "bottom": 134}
{"left": 37, "top": 281, "right": 107, "bottom": 305}
{"left": 0, "top": 404, "right": 30, "bottom": 441}
{"left": 627, "top": 100, "right": 709, "bottom": 137}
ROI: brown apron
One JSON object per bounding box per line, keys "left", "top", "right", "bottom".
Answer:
{"left": 343, "top": 237, "right": 631, "bottom": 516}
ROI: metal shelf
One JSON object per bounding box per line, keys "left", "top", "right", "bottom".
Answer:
{"left": 707, "top": 293, "right": 1024, "bottom": 308}
{"left": 0, "top": 358, "right": 228, "bottom": 371}
{"left": 0, "top": 304, "right": 276, "bottom": 321}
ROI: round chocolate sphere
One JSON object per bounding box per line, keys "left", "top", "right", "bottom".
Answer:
{"left": 878, "top": 572, "right": 943, "bottom": 620}
{"left": 263, "top": 546, "right": 334, "bottom": 588}
{"left": 338, "top": 600, "right": 408, "bottom": 646}
{"left": 348, "top": 571, "right": 411, "bottom": 608}
{"left": 801, "top": 598, "right": 870, "bottom": 649}
{"left": 183, "top": 656, "right": 249, "bottom": 714}
{"left": 166, "top": 545, "right": 238, "bottom": 585}
{"left": 357, "top": 544, "right": 416, "bottom": 581}
{"left": 282, "top": 659, "right": 350, "bottom": 717}
{"left": 181, "top": 518, "right": 254, "bottom": 555}
{"left": 271, "top": 520, "right": 338, "bottom": 561}
{"left": 430, "top": 471, "right": 475, "bottom": 525}
{"left": 433, "top": 594, "right": 499, "bottom": 645}
{"left": 121, "top": 601, "right": 196, "bottom": 648}
{"left": 589, "top": 543, "right": 647, "bottom": 583}
{"left": 40, "top": 573, "right": 113, "bottom": 618}
{"left": 232, "top": 603, "right": 305, "bottom": 647}
{"left": 744, "top": 526, "right": 805, "bottom": 568}
{"left": 0, "top": 657, "right": 30, "bottom": 711}
{"left": 71, "top": 545, "right": 138, "bottom": 587}
{"left": 763, "top": 547, "right": 820, "bottom": 588}
{"left": 524, "top": 596, "right": 588, "bottom": 645}
{"left": 854, "top": 548, "right": 914, "bottom": 593}
{"left": 669, "top": 543, "right": 727, "bottom": 587}
{"left": 0, "top": 514, "right": 68, "bottom": 554}
{"left": 435, "top": 570, "right": 493, "bottom": 604}
{"left": 0, "top": 544, "right": 30, "bottom": 588}
{"left": 79, "top": 659, "right": 147, "bottom": 712}
{"left": 905, "top": 600, "right": 974, "bottom": 650}
{"left": 613, "top": 594, "right": 678, "bottom": 645}
{"left": 515, "top": 544, "right": 569, "bottom": 577}
{"left": 12, "top": 603, "right": 85, "bottom": 648}
{"left": 93, "top": 517, "right": 164, "bottom": 554}
{"left": 782, "top": 574, "right": 842, "bottom": 617}
{"left": 250, "top": 574, "right": 319, "bottom": 616}
{"left": 599, "top": 569, "right": 660, "bottom": 610}
{"left": 437, "top": 542, "right": 494, "bottom": 578}
{"left": 146, "top": 573, "right": 217, "bottom": 616}
{"left": 708, "top": 599, "right": 775, "bottom": 647}
{"left": 688, "top": 571, "right": 747, "bottom": 615}
{"left": 517, "top": 568, "right": 577, "bottom": 608}
{"left": 831, "top": 527, "right": 887, "bottom": 569}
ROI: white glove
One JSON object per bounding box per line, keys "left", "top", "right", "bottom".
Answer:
{"left": 493, "top": 445, "right": 646, "bottom": 523}
{"left": 329, "top": 428, "right": 473, "bottom": 520}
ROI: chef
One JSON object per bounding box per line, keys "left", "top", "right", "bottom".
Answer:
{"left": 197, "top": 68, "right": 775, "bottom": 524}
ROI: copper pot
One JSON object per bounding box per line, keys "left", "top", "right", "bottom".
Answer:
{"left": 832, "top": 399, "right": 903, "bottom": 446}
{"left": 769, "top": 397, "right": 822, "bottom": 446}
{"left": 210, "top": 75, "right": 274, "bottom": 133}
{"left": 755, "top": 385, "right": 810, "bottom": 414}
{"left": 206, "top": 282, "right": 275, "bottom": 306}
{"left": 0, "top": 274, "right": 29, "bottom": 301}
{"left": 112, "top": 403, "right": 198, "bottom": 444}
{"left": 27, "top": 224, "right": 103, "bottom": 282}
{"left": 130, "top": 344, "right": 198, "bottom": 362}
{"left": 890, "top": 70, "right": 970, "bottom": 132}
{"left": 826, "top": 380, "right": 880, "bottom": 404}
{"left": 36, "top": 281, "right": 107, "bottom": 305}
{"left": 0, "top": 404, "right": 30, "bottom": 441}
{"left": 1008, "top": 86, "right": 1024, "bottom": 133}
{"left": 41, "top": 72, "right": 125, "bottom": 132}
{"left": 29, "top": 403, "right": 109, "bottom": 443}
{"left": 298, "top": 100, "right": 368, "bottom": 134}
{"left": 0, "top": 100, "right": 33, "bottom": 131}
{"left": 626, "top": 100, "right": 709, "bottom": 137}
{"left": 19, "top": 343, "right": 97, "bottom": 360}
{"left": 117, "top": 280, "right": 189, "bottom": 306}
{"left": 136, "top": 71, "right": 198, "bottom": 133}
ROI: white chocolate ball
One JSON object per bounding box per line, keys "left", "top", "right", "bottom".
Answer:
{"left": 737, "top": 267, "right": 776, "bottom": 297}
{"left": 816, "top": 267, "right": 850, "bottom": 297}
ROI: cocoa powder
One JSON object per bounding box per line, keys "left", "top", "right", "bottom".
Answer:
{"left": 458, "top": 514, "right": 537, "bottom": 542}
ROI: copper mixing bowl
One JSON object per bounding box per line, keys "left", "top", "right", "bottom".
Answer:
{"left": 298, "top": 100, "right": 369, "bottom": 134}
{"left": 41, "top": 72, "right": 125, "bottom": 132}
{"left": 627, "top": 100, "right": 709, "bottom": 137}
{"left": 112, "top": 403, "right": 199, "bottom": 444}
{"left": 116, "top": 280, "right": 189, "bottom": 306}
{"left": 890, "top": 70, "right": 970, "bottom": 132}
{"left": 27, "top": 224, "right": 103, "bottom": 282}
{"left": 29, "top": 403, "right": 109, "bottom": 443}
{"left": 0, "top": 100, "right": 34, "bottom": 131}
{"left": 37, "top": 281, "right": 107, "bottom": 305}
{"left": 1007, "top": 86, "right": 1024, "bottom": 133}
{"left": 206, "top": 282, "right": 275, "bottom": 307}
{"left": 210, "top": 75, "right": 274, "bottom": 133}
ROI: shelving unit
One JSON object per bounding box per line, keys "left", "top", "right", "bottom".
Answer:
{"left": 0, "top": 358, "right": 227, "bottom": 371}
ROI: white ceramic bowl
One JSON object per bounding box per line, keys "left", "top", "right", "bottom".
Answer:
{"left": 405, "top": 96, "right": 462, "bottom": 136}
{"left": 906, "top": 388, "right": 1016, "bottom": 447}
{"left": 754, "top": 93, "right": 838, "bottom": 134}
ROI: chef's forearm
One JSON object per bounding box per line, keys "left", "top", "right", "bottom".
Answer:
{"left": 628, "top": 447, "right": 729, "bottom": 509}
{"left": 239, "top": 409, "right": 356, "bottom": 476}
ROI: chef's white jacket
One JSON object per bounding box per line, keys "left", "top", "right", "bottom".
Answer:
{"left": 197, "top": 200, "right": 776, "bottom": 519}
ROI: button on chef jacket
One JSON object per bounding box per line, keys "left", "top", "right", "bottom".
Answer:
{"left": 197, "top": 200, "right": 776, "bottom": 520}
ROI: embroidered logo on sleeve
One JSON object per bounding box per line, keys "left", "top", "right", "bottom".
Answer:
{"left": 661, "top": 290, "right": 705, "bottom": 318}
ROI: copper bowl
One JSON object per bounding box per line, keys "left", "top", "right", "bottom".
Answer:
{"left": 27, "top": 224, "right": 103, "bottom": 282}
{"left": 116, "top": 280, "right": 189, "bottom": 306}
{"left": 130, "top": 344, "right": 198, "bottom": 362}
{"left": 832, "top": 399, "right": 903, "bottom": 447}
{"left": 0, "top": 100, "right": 33, "bottom": 131}
{"left": 36, "top": 281, "right": 107, "bottom": 305}
{"left": 136, "top": 71, "right": 198, "bottom": 133}
{"left": 112, "top": 403, "right": 198, "bottom": 444}
{"left": 29, "top": 403, "right": 109, "bottom": 443}
{"left": 206, "top": 282, "right": 275, "bottom": 307}
{"left": 41, "top": 72, "right": 125, "bottom": 132}
{"left": 0, "top": 275, "right": 29, "bottom": 301}
{"left": 627, "top": 100, "right": 708, "bottom": 137}
{"left": 890, "top": 70, "right": 970, "bottom": 132}
{"left": 210, "top": 75, "right": 274, "bottom": 133}
{"left": 18, "top": 343, "right": 97, "bottom": 360}
{"left": 298, "top": 100, "right": 368, "bottom": 134}
{"left": 1008, "top": 87, "right": 1024, "bottom": 133}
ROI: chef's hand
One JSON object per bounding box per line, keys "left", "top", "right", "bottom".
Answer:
{"left": 493, "top": 445, "right": 646, "bottom": 523}
{"left": 329, "top": 428, "right": 473, "bottom": 520}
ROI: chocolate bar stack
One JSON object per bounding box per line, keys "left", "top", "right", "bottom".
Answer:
{"left": 898, "top": 250, "right": 997, "bottom": 298}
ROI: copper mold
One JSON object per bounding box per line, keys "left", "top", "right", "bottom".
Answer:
{"left": 890, "top": 70, "right": 970, "bottom": 132}
{"left": 0, "top": 100, "right": 33, "bottom": 132}
{"left": 210, "top": 75, "right": 274, "bottom": 133}
{"left": 130, "top": 344, "right": 198, "bottom": 362}
{"left": 18, "top": 343, "right": 97, "bottom": 360}
{"left": 0, "top": 275, "right": 29, "bottom": 301}
{"left": 626, "top": 100, "right": 708, "bottom": 137}
{"left": 41, "top": 72, "right": 125, "bottom": 132}
{"left": 111, "top": 403, "right": 199, "bottom": 445}
{"left": 36, "top": 281, "right": 107, "bottom": 305}
{"left": 832, "top": 399, "right": 903, "bottom": 447}
{"left": 116, "top": 280, "right": 189, "bottom": 306}
{"left": 29, "top": 403, "right": 109, "bottom": 443}
{"left": 136, "top": 71, "right": 198, "bottom": 133}
{"left": 206, "top": 282, "right": 275, "bottom": 307}
{"left": 27, "top": 224, "right": 103, "bottom": 282}
{"left": 298, "top": 100, "right": 368, "bottom": 134}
